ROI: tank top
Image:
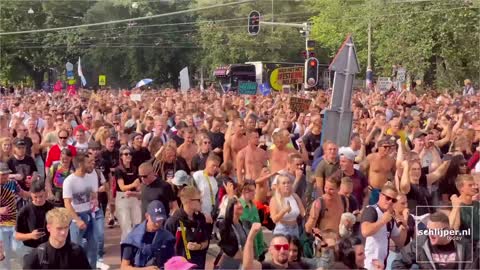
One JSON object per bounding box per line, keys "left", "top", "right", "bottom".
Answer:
{"left": 281, "top": 195, "right": 300, "bottom": 222}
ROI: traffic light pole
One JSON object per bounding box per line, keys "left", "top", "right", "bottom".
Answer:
{"left": 260, "top": 21, "right": 311, "bottom": 55}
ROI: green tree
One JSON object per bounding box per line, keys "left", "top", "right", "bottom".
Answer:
{"left": 309, "top": 0, "right": 479, "bottom": 89}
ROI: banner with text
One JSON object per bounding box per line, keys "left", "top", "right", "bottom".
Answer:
{"left": 289, "top": 97, "right": 311, "bottom": 113}
{"left": 277, "top": 66, "right": 304, "bottom": 85}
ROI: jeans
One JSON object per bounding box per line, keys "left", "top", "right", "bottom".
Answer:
{"left": 273, "top": 223, "right": 299, "bottom": 237}
{"left": 93, "top": 209, "right": 105, "bottom": 259}
{"left": 34, "top": 155, "right": 45, "bottom": 182}
{"left": 0, "top": 226, "right": 23, "bottom": 270}
{"left": 386, "top": 251, "right": 400, "bottom": 270}
{"left": 116, "top": 192, "right": 142, "bottom": 241}
{"left": 70, "top": 210, "right": 100, "bottom": 268}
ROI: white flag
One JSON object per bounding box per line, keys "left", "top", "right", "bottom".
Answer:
{"left": 78, "top": 57, "right": 87, "bottom": 87}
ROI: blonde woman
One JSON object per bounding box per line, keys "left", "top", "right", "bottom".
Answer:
{"left": 0, "top": 137, "right": 12, "bottom": 162}
{"left": 94, "top": 126, "right": 110, "bottom": 147}
{"left": 269, "top": 174, "right": 305, "bottom": 237}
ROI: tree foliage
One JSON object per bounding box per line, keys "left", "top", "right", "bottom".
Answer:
{"left": 0, "top": 0, "right": 478, "bottom": 89}
{"left": 309, "top": 0, "right": 479, "bottom": 89}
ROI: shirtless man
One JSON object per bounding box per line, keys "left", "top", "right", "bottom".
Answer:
{"left": 305, "top": 176, "right": 348, "bottom": 235}
{"left": 236, "top": 129, "right": 268, "bottom": 185}
{"left": 361, "top": 138, "right": 396, "bottom": 204}
{"left": 177, "top": 127, "right": 198, "bottom": 170}
{"left": 269, "top": 128, "right": 302, "bottom": 173}
{"left": 223, "top": 119, "right": 248, "bottom": 169}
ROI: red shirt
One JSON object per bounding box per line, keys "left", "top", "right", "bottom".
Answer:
{"left": 45, "top": 144, "right": 77, "bottom": 168}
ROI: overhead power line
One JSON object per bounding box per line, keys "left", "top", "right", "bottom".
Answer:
{"left": 0, "top": 0, "right": 254, "bottom": 36}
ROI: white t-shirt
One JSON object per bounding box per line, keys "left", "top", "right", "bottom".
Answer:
{"left": 63, "top": 172, "right": 99, "bottom": 213}
{"left": 193, "top": 170, "right": 218, "bottom": 216}
{"left": 363, "top": 205, "right": 400, "bottom": 270}
{"left": 73, "top": 141, "right": 89, "bottom": 154}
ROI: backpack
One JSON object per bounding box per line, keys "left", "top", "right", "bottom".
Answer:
{"left": 301, "top": 195, "right": 349, "bottom": 258}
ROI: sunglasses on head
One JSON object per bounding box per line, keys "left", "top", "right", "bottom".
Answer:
{"left": 273, "top": 244, "right": 289, "bottom": 251}
{"left": 382, "top": 193, "right": 397, "bottom": 203}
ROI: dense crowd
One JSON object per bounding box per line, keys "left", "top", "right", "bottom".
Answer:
{"left": 0, "top": 81, "right": 479, "bottom": 270}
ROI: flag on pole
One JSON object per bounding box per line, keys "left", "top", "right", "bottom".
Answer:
{"left": 78, "top": 57, "right": 87, "bottom": 87}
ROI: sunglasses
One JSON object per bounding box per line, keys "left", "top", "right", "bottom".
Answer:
{"left": 273, "top": 244, "right": 289, "bottom": 251}
{"left": 59, "top": 137, "right": 68, "bottom": 140}
{"left": 190, "top": 198, "right": 201, "bottom": 202}
{"left": 122, "top": 152, "right": 132, "bottom": 156}
{"left": 382, "top": 193, "right": 398, "bottom": 203}
{"left": 203, "top": 141, "right": 211, "bottom": 145}
{"left": 113, "top": 122, "right": 120, "bottom": 125}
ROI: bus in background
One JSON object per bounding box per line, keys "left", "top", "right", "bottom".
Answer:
{"left": 213, "top": 64, "right": 256, "bottom": 92}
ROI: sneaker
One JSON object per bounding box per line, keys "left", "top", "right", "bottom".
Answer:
{"left": 96, "top": 259, "right": 110, "bottom": 270}
{"left": 107, "top": 219, "right": 115, "bottom": 228}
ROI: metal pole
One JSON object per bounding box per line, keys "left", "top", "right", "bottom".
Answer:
{"left": 367, "top": 21, "right": 372, "bottom": 69}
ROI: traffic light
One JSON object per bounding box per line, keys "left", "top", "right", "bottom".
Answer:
{"left": 305, "top": 57, "right": 319, "bottom": 88}
{"left": 248, "top": 11, "right": 260, "bottom": 35}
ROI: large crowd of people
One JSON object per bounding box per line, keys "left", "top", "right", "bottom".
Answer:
{"left": 0, "top": 82, "right": 479, "bottom": 270}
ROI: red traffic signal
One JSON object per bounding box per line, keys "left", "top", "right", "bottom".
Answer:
{"left": 305, "top": 57, "right": 319, "bottom": 88}
{"left": 248, "top": 11, "right": 261, "bottom": 35}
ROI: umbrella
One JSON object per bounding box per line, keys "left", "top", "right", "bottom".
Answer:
{"left": 135, "top": 78, "right": 153, "bottom": 88}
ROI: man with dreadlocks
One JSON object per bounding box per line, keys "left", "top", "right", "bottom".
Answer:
{"left": 151, "top": 141, "right": 190, "bottom": 182}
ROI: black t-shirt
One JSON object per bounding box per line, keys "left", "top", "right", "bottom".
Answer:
{"left": 406, "top": 174, "right": 432, "bottom": 215}
{"left": 261, "top": 261, "right": 303, "bottom": 269}
{"left": 7, "top": 155, "right": 38, "bottom": 190}
{"left": 100, "top": 148, "right": 120, "bottom": 180}
{"left": 115, "top": 166, "right": 138, "bottom": 192}
{"left": 141, "top": 179, "right": 176, "bottom": 218}
{"left": 303, "top": 132, "right": 322, "bottom": 160}
{"left": 157, "top": 158, "right": 191, "bottom": 180}
{"left": 15, "top": 202, "right": 54, "bottom": 248}
{"left": 430, "top": 241, "right": 458, "bottom": 270}
{"left": 132, "top": 147, "right": 151, "bottom": 168}
{"left": 23, "top": 242, "right": 92, "bottom": 269}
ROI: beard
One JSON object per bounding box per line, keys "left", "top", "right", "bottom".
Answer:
{"left": 276, "top": 254, "right": 289, "bottom": 265}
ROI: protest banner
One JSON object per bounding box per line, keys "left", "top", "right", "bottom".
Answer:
{"left": 259, "top": 83, "right": 271, "bottom": 96}
{"left": 277, "top": 66, "right": 304, "bottom": 85}
{"left": 396, "top": 67, "right": 406, "bottom": 82}
{"left": 130, "top": 94, "right": 142, "bottom": 102}
{"left": 377, "top": 77, "right": 393, "bottom": 92}
{"left": 289, "top": 96, "right": 311, "bottom": 113}
{"left": 238, "top": 81, "right": 257, "bottom": 95}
